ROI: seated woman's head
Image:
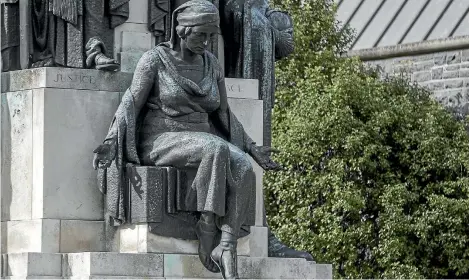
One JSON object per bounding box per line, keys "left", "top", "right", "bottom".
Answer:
{"left": 171, "top": 0, "right": 220, "bottom": 54}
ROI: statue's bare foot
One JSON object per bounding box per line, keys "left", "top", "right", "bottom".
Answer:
{"left": 211, "top": 243, "right": 239, "bottom": 279}
{"left": 195, "top": 220, "right": 220, "bottom": 273}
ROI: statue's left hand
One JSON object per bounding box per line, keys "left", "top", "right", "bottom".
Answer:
{"left": 250, "top": 145, "right": 281, "bottom": 171}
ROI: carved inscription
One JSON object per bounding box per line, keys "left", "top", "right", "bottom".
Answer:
{"left": 224, "top": 79, "right": 258, "bottom": 99}
{"left": 226, "top": 83, "right": 242, "bottom": 93}
{"left": 53, "top": 73, "right": 96, "bottom": 84}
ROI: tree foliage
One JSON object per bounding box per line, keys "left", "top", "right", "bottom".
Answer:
{"left": 265, "top": 0, "right": 469, "bottom": 278}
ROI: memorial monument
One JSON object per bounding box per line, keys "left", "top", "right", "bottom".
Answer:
{"left": 1, "top": 0, "right": 332, "bottom": 278}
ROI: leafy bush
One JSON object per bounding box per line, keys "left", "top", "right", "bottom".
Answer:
{"left": 265, "top": 0, "right": 469, "bottom": 278}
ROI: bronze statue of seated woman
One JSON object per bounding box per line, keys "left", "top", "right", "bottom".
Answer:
{"left": 92, "top": 0, "right": 279, "bottom": 278}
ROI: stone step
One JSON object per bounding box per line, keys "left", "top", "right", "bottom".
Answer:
{"left": 3, "top": 252, "right": 331, "bottom": 279}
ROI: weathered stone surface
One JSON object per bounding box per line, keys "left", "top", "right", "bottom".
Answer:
{"left": 3, "top": 251, "right": 329, "bottom": 278}
{"left": 118, "top": 223, "right": 251, "bottom": 256}
{"left": 127, "top": 0, "right": 148, "bottom": 24}
{"left": 412, "top": 71, "right": 431, "bottom": 82}
{"left": 249, "top": 226, "right": 268, "bottom": 257}
{"left": 421, "top": 80, "right": 444, "bottom": 91}
{"left": 163, "top": 254, "right": 316, "bottom": 279}
{"left": 228, "top": 98, "right": 264, "bottom": 224}
{"left": 6, "top": 253, "right": 62, "bottom": 277}
{"left": 2, "top": 68, "right": 132, "bottom": 93}
{"left": 459, "top": 69, "right": 469, "bottom": 77}
{"left": 2, "top": 219, "right": 60, "bottom": 253}
{"left": 63, "top": 252, "right": 163, "bottom": 277}
{"left": 253, "top": 162, "right": 264, "bottom": 226}
{"left": 118, "top": 224, "right": 139, "bottom": 253}
{"left": 445, "top": 51, "right": 462, "bottom": 64}
{"left": 316, "top": 264, "right": 333, "bottom": 279}
{"left": 32, "top": 88, "right": 120, "bottom": 220}
{"left": 434, "top": 53, "right": 447, "bottom": 66}
{"left": 432, "top": 89, "right": 469, "bottom": 117}
{"left": 4, "top": 277, "right": 63, "bottom": 279}
{"left": 121, "top": 32, "right": 152, "bottom": 52}
{"left": 461, "top": 62, "right": 469, "bottom": 68}
{"left": 445, "top": 64, "right": 461, "bottom": 71}
{"left": 119, "top": 51, "right": 145, "bottom": 73}
{"left": 225, "top": 78, "right": 259, "bottom": 99}
{"left": 442, "top": 70, "right": 459, "bottom": 79}
{"left": 1, "top": 91, "right": 33, "bottom": 221}
{"left": 114, "top": 23, "right": 156, "bottom": 55}
{"left": 60, "top": 220, "right": 105, "bottom": 253}
{"left": 444, "top": 78, "right": 464, "bottom": 89}
{"left": 413, "top": 60, "right": 434, "bottom": 71}
{"left": 228, "top": 98, "right": 263, "bottom": 146}
{"left": 432, "top": 67, "right": 443, "bottom": 79}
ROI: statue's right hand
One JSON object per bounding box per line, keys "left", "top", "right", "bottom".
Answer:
{"left": 93, "top": 139, "right": 117, "bottom": 170}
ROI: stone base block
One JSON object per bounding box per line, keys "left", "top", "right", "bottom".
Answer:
{"left": 3, "top": 252, "right": 330, "bottom": 279}
{"left": 63, "top": 252, "right": 163, "bottom": 278}
{"left": 316, "top": 264, "right": 333, "bottom": 279}
{"left": 2, "top": 86, "right": 120, "bottom": 222}
{"left": 117, "top": 224, "right": 268, "bottom": 257}
{"left": 164, "top": 254, "right": 317, "bottom": 279}
{"left": 119, "top": 51, "right": 145, "bottom": 73}
{"left": 1, "top": 220, "right": 60, "bottom": 253}
{"left": 4, "top": 253, "right": 62, "bottom": 277}
{"left": 1, "top": 219, "right": 104, "bottom": 253}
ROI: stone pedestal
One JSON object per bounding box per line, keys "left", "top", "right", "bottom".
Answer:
{"left": 1, "top": 67, "right": 331, "bottom": 279}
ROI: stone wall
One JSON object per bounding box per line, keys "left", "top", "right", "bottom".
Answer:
{"left": 365, "top": 48, "right": 469, "bottom": 118}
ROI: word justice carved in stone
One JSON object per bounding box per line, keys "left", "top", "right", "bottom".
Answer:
{"left": 53, "top": 73, "right": 97, "bottom": 84}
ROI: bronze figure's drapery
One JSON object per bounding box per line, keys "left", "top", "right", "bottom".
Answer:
{"left": 220, "top": 0, "right": 294, "bottom": 147}
{"left": 29, "top": 0, "right": 129, "bottom": 69}
{"left": 1, "top": 0, "right": 20, "bottom": 72}
{"left": 149, "top": 0, "right": 171, "bottom": 44}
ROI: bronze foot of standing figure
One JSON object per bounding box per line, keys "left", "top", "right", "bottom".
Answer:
{"left": 85, "top": 36, "right": 120, "bottom": 71}
{"left": 94, "top": 53, "right": 120, "bottom": 71}
{"left": 268, "top": 229, "right": 315, "bottom": 262}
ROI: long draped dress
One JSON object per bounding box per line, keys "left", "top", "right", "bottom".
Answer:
{"left": 100, "top": 43, "right": 256, "bottom": 237}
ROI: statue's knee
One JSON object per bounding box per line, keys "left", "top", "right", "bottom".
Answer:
{"left": 206, "top": 139, "right": 230, "bottom": 158}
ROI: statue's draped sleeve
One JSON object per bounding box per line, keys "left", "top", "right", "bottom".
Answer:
{"left": 209, "top": 51, "right": 256, "bottom": 153}
{"left": 98, "top": 50, "right": 157, "bottom": 226}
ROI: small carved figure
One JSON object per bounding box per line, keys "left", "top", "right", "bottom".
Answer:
{"left": 93, "top": 1, "right": 279, "bottom": 278}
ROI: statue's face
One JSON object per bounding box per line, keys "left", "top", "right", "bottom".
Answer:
{"left": 184, "top": 25, "right": 218, "bottom": 54}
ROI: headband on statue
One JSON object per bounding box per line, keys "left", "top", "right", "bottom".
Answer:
{"left": 169, "top": 0, "right": 220, "bottom": 49}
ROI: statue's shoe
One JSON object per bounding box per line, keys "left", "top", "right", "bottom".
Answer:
{"left": 95, "top": 63, "right": 120, "bottom": 71}
{"left": 268, "top": 231, "right": 315, "bottom": 262}
{"left": 195, "top": 220, "right": 221, "bottom": 273}
{"left": 94, "top": 53, "right": 120, "bottom": 71}
{"left": 211, "top": 242, "right": 239, "bottom": 279}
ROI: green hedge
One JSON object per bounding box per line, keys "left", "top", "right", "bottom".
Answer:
{"left": 265, "top": 0, "right": 469, "bottom": 278}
